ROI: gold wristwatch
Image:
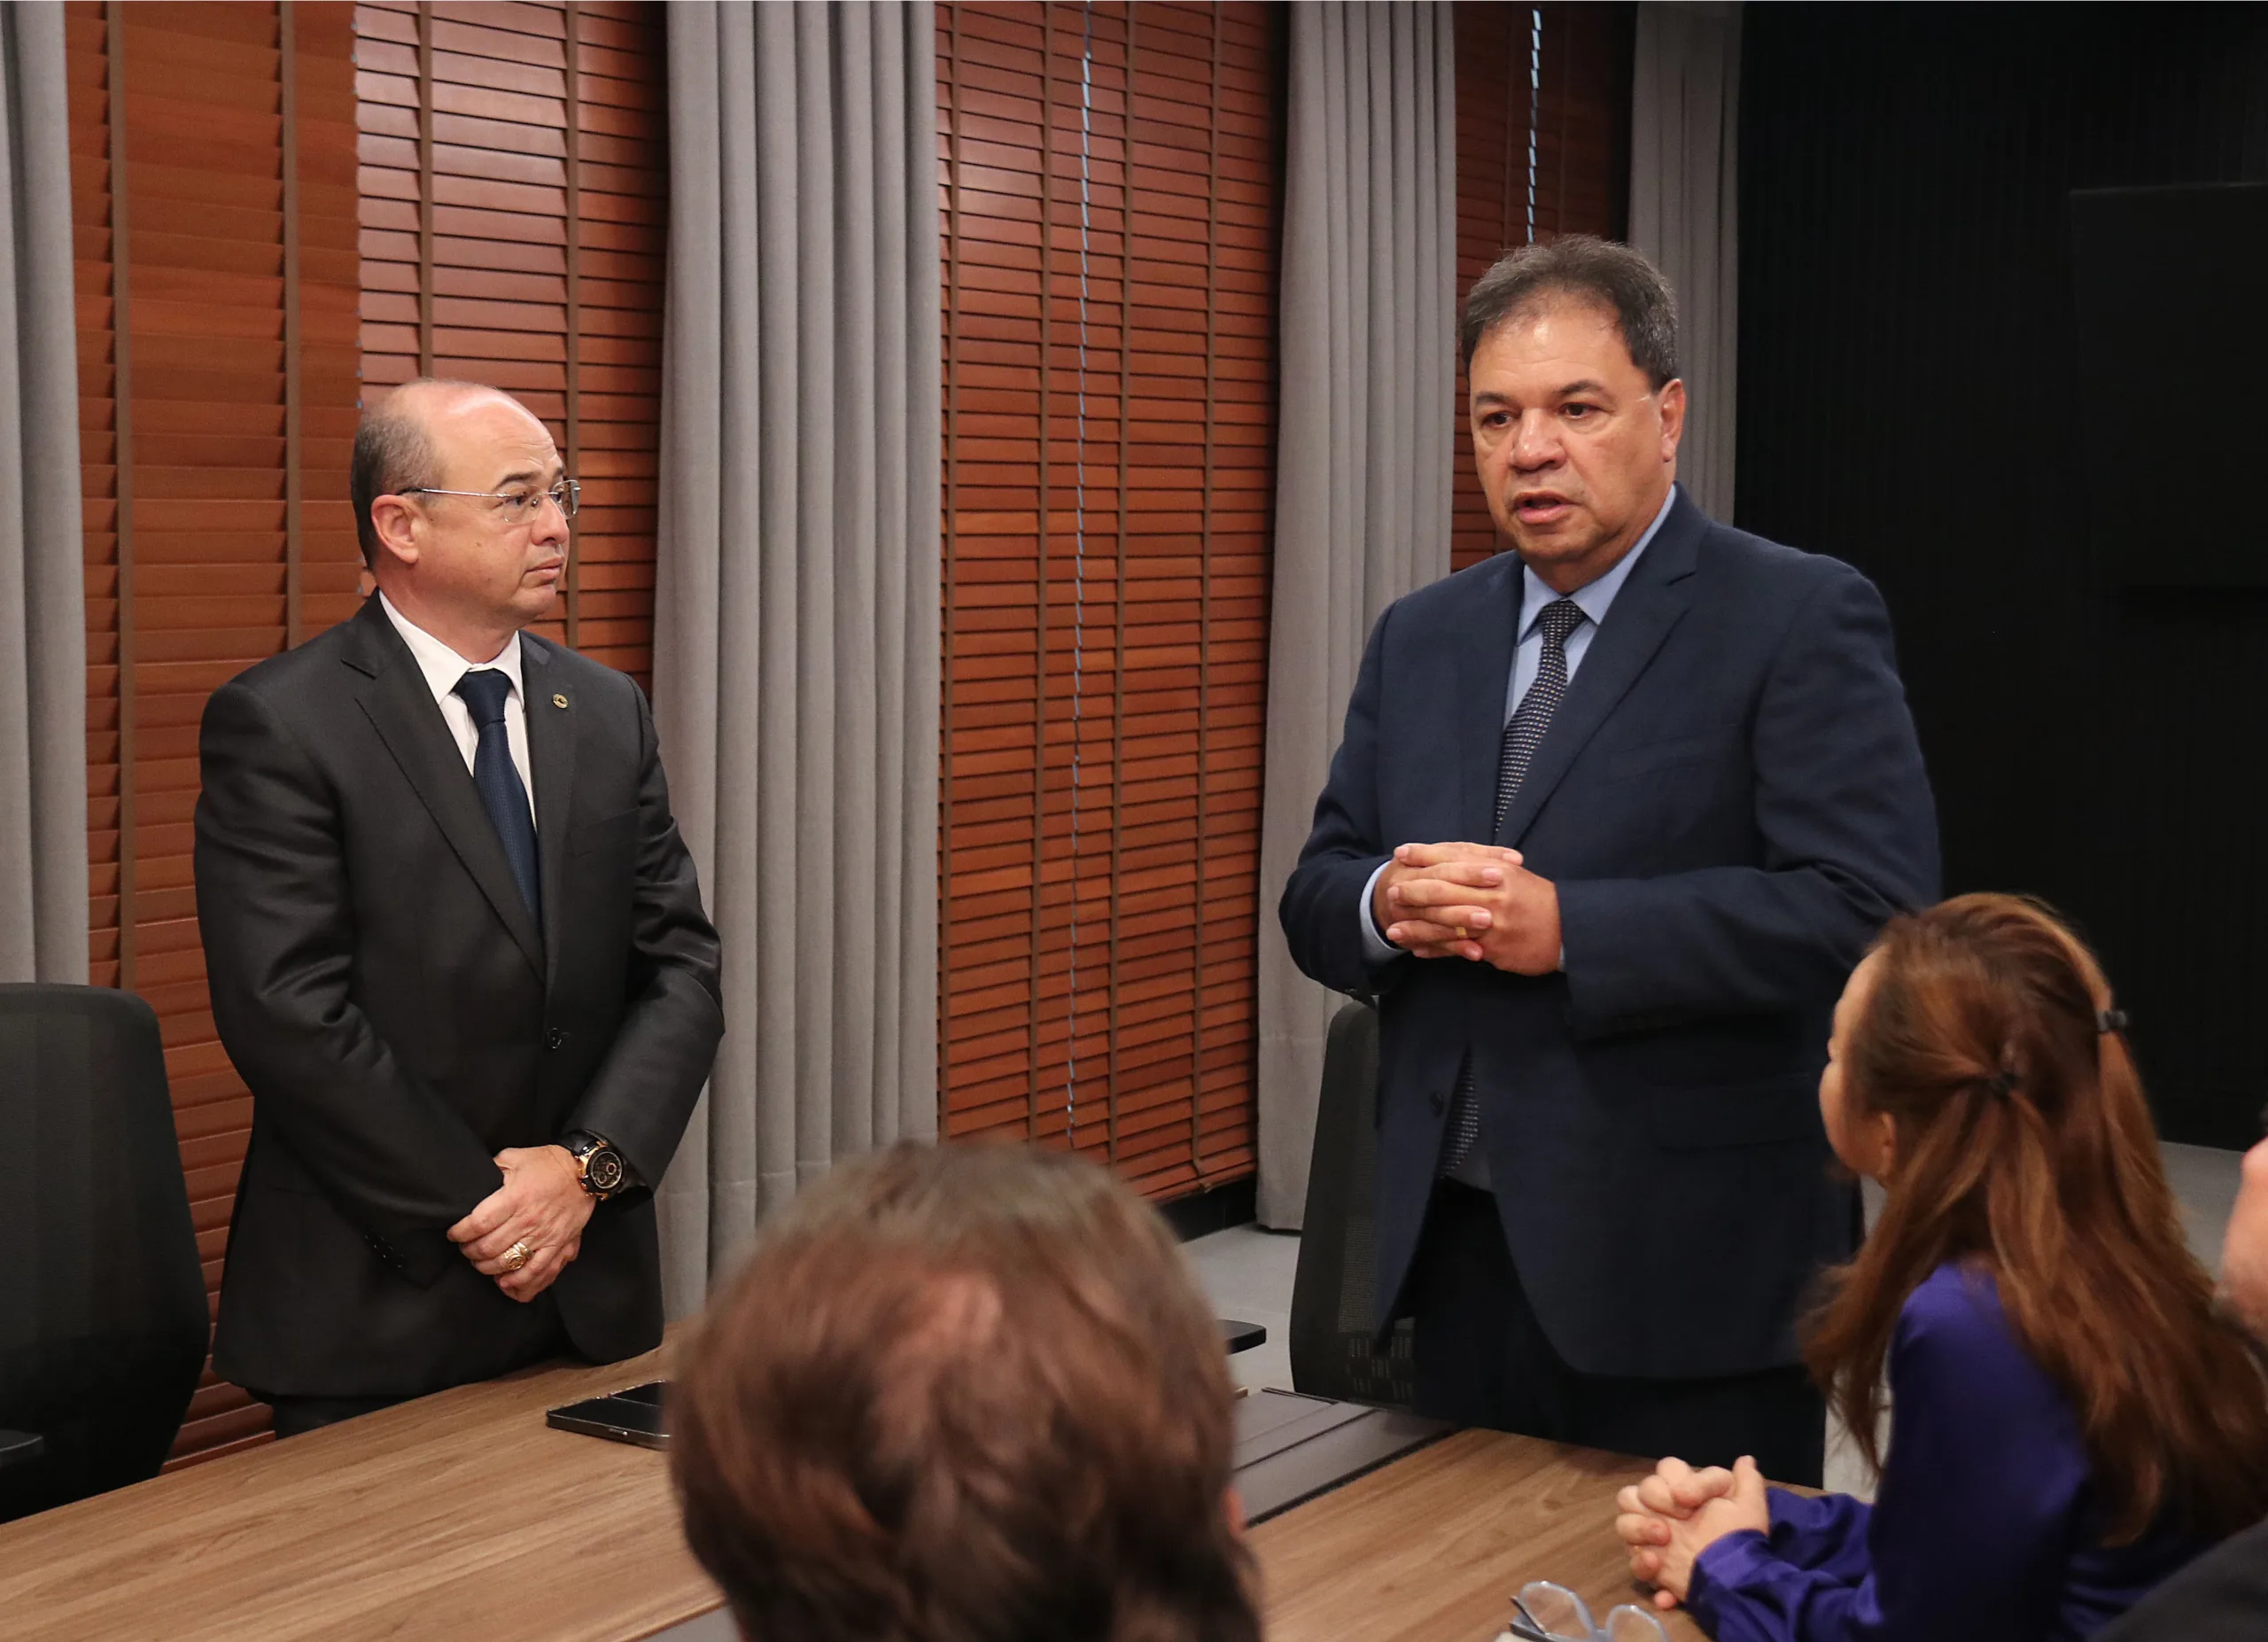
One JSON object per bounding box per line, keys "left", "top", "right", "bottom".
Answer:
{"left": 563, "top": 1131, "right": 628, "bottom": 1201}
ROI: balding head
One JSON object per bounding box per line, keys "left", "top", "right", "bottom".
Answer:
{"left": 352, "top": 378, "right": 570, "bottom": 661}
{"left": 351, "top": 380, "right": 544, "bottom": 565}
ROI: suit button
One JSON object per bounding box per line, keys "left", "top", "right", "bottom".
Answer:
{"left": 1429, "top": 1090, "right": 1446, "bottom": 1116}
{"left": 546, "top": 1027, "right": 569, "bottom": 1050}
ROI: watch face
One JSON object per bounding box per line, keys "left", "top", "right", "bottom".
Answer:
{"left": 586, "top": 1148, "right": 626, "bottom": 1195}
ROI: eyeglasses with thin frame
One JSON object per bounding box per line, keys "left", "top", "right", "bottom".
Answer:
{"left": 1501, "top": 1580, "right": 1668, "bottom": 1642}
{"left": 398, "top": 478, "right": 580, "bottom": 524}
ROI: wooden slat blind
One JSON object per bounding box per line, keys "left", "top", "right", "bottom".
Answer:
{"left": 936, "top": 2, "right": 1281, "bottom": 1199}
{"left": 1450, "top": 2, "right": 1634, "bottom": 572}
{"left": 353, "top": 0, "right": 664, "bottom": 687}
{"left": 66, "top": 0, "right": 363, "bottom": 1466}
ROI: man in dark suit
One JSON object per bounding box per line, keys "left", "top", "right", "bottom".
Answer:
{"left": 194, "top": 379, "right": 723, "bottom": 1437}
{"left": 1279, "top": 237, "right": 1938, "bottom": 1483}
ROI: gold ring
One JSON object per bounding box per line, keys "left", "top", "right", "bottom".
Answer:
{"left": 500, "top": 1240, "right": 532, "bottom": 1272}
{"left": 1455, "top": 926, "right": 1468, "bottom": 939}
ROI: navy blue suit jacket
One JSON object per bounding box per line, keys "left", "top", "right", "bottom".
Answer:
{"left": 1279, "top": 491, "right": 1939, "bottom": 1380}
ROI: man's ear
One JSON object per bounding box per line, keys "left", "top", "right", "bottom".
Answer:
{"left": 369, "top": 494, "right": 423, "bottom": 569}
{"left": 1657, "top": 377, "right": 1687, "bottom": 460}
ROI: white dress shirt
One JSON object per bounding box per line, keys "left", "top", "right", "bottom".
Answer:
{"left": 377, "top": 591, "right": 539, "bottom": 830}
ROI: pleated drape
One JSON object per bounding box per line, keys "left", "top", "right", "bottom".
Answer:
{"left": 1254, "top": 2, "right": 1456, "bottom": 1228}
{"left": 654, "top": 1, "right": 943, "bottom": 1312}
{"left": 1629, "top": 0, "right": 1742, "bottom": 520}
{"left": 0, "top": 3, "right": 85, "bottom": 986}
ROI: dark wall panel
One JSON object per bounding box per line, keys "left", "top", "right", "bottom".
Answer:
{"left": 1738, "top": 4, "right": 2268, "bottom": 1147}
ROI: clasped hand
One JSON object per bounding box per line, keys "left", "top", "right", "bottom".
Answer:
{"left": 1372, "top": 841, "right": 1562, "bottom": 974}
{"left": 447, "top": 1145, "right": 594, "bottom": 1303}
{"left": 1612, "top": 1454, "right": 1770, "bottom": 1608}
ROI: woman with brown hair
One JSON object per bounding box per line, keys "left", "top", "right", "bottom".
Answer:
{"left": 1612, "top": 892, "right": 2268, "bottom": 1639}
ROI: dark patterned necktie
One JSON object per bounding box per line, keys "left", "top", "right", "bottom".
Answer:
{"left": 1439, "top": 595, "right": 1588, "bottom": 1179}
{"left": 453, "top": 668, "right": 542, "bottom": 932}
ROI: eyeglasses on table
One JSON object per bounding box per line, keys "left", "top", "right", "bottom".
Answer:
{"left": 1497, "top": 1579, "right": 1670, "bottom": 1642}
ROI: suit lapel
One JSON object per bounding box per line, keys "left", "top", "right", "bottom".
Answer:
{"left": 344, "top": 600, "right": 547, "bottom": 980}
{"left": 1497, "top": 493, "right": 1706, "bottom": 847}
{"left": 1454, "top": 554, "right": 1523, "bottom": 844}
{"left": 521, "top": 638, "right": 577, "bottom": 989}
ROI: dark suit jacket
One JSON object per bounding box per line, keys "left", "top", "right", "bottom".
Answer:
{"left": 1280, "top": 490, "right": 1938, "bottom": 1380}
{"left": 2096, "top": 1518, "right": 2268, "bottom": 1641}
{"left": 194, "top": 597, "right": 724, "bottom": 1397}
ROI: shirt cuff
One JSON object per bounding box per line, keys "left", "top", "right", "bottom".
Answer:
{"left": 1357, "top": 858, "right": 1402, "bottom": 965}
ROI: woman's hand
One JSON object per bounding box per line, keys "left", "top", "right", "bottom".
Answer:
{"left": 1614, "top": 1453, "right": 1770, "bottom": 1607}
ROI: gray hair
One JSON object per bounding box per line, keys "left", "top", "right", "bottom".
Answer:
{"left": 1458, "top": 234, "right": 1681, "bottom": 389}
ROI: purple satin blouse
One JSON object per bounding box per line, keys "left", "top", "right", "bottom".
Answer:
{"left": 1686, "top": 1262, "right": 2204, "bottom": 1642}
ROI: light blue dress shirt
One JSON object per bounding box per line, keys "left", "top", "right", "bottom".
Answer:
{"left": 1355, "top": 484, "right": 1679, "bottom": 1189}
{"left": 1356, "top": 482, "right": 1680, "bottom": 966}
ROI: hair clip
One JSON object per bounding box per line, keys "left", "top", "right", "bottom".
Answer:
{"left": 1985, "top": 1070, "right": 2019, "bottom": 1100}
{"left": 2096, "top": 1008, "right": 2129, "bottom": 1035}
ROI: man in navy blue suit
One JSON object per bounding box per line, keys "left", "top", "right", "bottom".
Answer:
{"left": 1279, "top": 237, "right": 1938, "bottom": 1484}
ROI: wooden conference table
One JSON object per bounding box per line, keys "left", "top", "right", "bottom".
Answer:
{"left": 0, "top": 1346, "right": 1703, "bottom": 1642}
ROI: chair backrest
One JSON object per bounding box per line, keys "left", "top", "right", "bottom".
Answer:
{"left": 1287, "top": 997, "right": 1415, "bottom": 1408}
{"left": 0, "top": 984, "right": 209, "bottom": 1521}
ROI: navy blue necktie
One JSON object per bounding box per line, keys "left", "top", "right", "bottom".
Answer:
{"left": 1439, "top": 596, "right": 1588, "bottom": 1179}
{"left": 453, "top": 668, "right": 541, "bottom": 932}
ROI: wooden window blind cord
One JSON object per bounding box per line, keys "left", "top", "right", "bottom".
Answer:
{"left": 1062, "top": 0, "right": 1097, "bottom": 1153}
{"left": 1104, "top": 6, "right": 1138, "bottom": 1170}
{"left": 938, "top": 4, "right": 963, "bottom": 1129}
{"left": 1528, "top": 6, "right": 1542, "bottom": 243}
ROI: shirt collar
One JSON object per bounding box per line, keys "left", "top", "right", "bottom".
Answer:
{"left": 377, "top": 590, "right": 524, "bottom": 703}
{"left": 1519, "top": 482, "right": 1681, "bottom": 640}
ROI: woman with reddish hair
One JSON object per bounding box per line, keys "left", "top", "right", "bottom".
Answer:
{"left": 1613, "top": 893, "right": 2268, "bottom": 1640}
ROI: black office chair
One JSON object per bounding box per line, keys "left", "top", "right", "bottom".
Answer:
{"left": 0, "top": 984, "right": 208, "bottom": 1521}
{"left": 1287, "top": 997, "right": 1416, "bottom": 1408}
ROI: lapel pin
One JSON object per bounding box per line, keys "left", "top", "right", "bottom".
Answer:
{"left": 553, "top": 693, "right": 570, "bottom": 709}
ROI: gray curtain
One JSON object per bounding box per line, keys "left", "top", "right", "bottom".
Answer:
{"left": 1255, "top": 2, "right": 1456, "bottom": 1230}
{"left": 1629, "top": 1, "right": 1742, "bottom": 521}
{"left": 654, "top": 0, "right": 943, "bottom": 1314}
{"left": 0, "top": 4, "right": 84, "bottom": 985}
